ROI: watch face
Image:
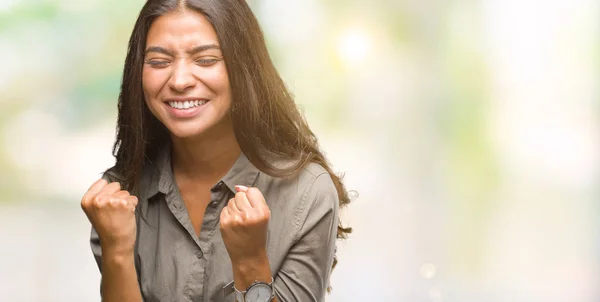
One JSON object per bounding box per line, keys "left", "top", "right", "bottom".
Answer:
{"left": 245, "top": 283, "right": 272, "bottom": 302}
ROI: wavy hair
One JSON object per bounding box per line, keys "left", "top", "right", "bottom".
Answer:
{"left": 111, "top": 0, "right": 351, "bottom": 274}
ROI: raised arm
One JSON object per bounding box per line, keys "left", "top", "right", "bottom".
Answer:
{"left": 220, "top": 173, "right": 339, "bottom": 301}
{"left": 83, "top": 177, "right": 143, "bottom": 302}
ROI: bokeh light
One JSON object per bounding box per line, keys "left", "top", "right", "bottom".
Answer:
{"left": 338, "top": 28, "right": 371, "bottom": 65}
{"left": 0, "top": 0, "right": 598, "bottom": 301}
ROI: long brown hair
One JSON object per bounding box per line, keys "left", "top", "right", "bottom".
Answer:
{"left": 112, "top": 0, "right": 351, "bottom": 270}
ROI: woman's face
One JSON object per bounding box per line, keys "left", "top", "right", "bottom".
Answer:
{"left": 142, "top": 10, "right": 231, "bottom": 139}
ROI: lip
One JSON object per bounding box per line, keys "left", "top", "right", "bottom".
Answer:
{"left": 163, "top": 97, "right": 209, "bottom": 103}
{"left": 163, "top": 97, "right": 210, "bottom": 119}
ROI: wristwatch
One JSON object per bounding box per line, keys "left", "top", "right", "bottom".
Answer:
{"left": 234, "top": 277, "right": 274, "bottom": 302}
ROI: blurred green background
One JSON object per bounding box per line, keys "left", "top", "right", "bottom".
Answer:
{"left": 0, "top": 0, "right": 598, "bottom": 301}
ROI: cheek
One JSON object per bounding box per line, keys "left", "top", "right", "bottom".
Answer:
{"left": 142, "top": 68, "right": 168, "bottom": 98}
{"left": 204, "top": 67, "right": 231, "bottom": 106}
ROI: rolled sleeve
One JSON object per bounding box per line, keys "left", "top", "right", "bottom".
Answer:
{"left": 273, "top": 172, "right": 340, "bottom": 302}
{"left": 90, "top": 226, "right": 103, "bottom": 271}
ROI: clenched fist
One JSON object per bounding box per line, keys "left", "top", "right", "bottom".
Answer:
{"left": 81, "top": 179, "right": 138, "bottom": 255}
{"left": 220, "top": 185, "right": 270, "bottom": 264}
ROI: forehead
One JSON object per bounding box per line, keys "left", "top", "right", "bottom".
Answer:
{"left": 146, "top": 10, "right": 219, "bottom": 48}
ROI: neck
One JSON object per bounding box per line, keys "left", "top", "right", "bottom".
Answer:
{"left": 170, "top": 122, "right": 241, "bottom": 182}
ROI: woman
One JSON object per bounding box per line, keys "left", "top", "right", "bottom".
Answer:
{"left": 80, "top": 0, "right": 351, "bottom": 301}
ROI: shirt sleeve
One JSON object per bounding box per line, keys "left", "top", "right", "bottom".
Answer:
{"left": 273, "top": 172, "right": 340, "bottom": 302}
{"left": 89, "top": 170, "right": 116, "bottom": 274}
{"left": 90, "top": 226, "right": 103, "bottom": 272}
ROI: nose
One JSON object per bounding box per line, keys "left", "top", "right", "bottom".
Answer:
{"left": 168, "top": 61, "right": 196, "bottom": 92}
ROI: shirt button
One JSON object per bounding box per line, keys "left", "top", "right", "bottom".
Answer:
{"left": 195, "top": 250, "right": 203, "bottom": 258}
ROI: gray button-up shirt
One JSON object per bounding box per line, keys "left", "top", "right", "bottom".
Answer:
{"left": 90, "top": 145, "right": 339, "bottom": 302}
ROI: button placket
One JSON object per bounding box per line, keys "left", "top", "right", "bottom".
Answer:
{"left": 209, "top": 183, "right": 228, "bottom": 209}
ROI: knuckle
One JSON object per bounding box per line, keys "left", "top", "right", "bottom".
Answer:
{"left": 254, "top": 209, "right": 267, "bottom": 220}
{"left": 92, "top": 195, "right": 104, "bottom": 207}
{"left": 108, "top": 197, "right": 121, "bottom": 207}
{"left": 240, "top": 212, "right": 248, "bottom": 221}
{"left": 114, "top": 198, "right": 125, "bottom": 206}
{"left": 258, "top": 213, "right": 267, "bottom": 222}
{"left": 80, "top": 196, "right": 90, "bottom": 208}
{"left": 233, "top": 215, "right": 244, "bottom": 224}
{"left": 220, "top": 217, "right": 230, "bottom": 227}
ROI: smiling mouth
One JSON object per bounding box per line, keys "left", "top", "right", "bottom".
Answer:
{"left": 167, "top": 99, "right": 209, "bottom": 109}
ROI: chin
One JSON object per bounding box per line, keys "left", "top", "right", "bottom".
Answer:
{"left": 166, "top": 124, "right": 210, "bottom": 139}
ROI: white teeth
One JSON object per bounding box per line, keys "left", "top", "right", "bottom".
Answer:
{"left": 168, "top": 100, "right": 207, "bottom": 109}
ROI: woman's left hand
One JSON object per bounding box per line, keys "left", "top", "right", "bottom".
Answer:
{"left": 220, "top": 185, "right": 270, "bottom": 264}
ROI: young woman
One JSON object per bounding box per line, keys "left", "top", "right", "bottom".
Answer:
{"left": 80, "top": 1, "right": 351, "bottom": 301}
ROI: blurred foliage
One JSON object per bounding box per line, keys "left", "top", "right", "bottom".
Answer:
{"left": 1, "top": 1, "right": 598, "bottom": 301}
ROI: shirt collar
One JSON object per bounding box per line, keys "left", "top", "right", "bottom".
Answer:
{"left": 220, "top": 151, "right": 260, "bottom": 193}
{"left": 147, "top": 143, "right": 260, "bottom": 200}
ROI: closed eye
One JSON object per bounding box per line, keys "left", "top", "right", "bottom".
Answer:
{"left": 196, "top": 58, "right": 222, "bottom": 66}
{"left": 145, "top": 60, "right": 170, "bottom": 68}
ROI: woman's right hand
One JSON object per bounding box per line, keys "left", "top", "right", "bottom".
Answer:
{"left": 81, "top": 179, "right": 138, "bottom": 255}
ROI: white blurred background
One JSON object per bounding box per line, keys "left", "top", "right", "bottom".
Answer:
{"left": 0, "top": 0, "right": 598, "bottom": 301}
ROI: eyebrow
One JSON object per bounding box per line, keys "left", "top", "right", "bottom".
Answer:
{"left": 188, "top": 44, "right": 220, "bottom": 54}
{"left": 145, "top": 44, "right": 221, "bottom": 56}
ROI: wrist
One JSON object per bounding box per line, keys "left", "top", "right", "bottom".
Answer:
{"left": 232, "top": 254, "right": 269, "bottom": 275}
{"left": 231, "top": 248, "right": 268, "bottom": 266}
{"left": 232, "top": 252, "right": 271, "bottom": 290}
{"left": 102, "top": 246, "right": 135, "bottom": 263}
{"left": 101, "top": 250, "right": 136, "bottom": 278}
